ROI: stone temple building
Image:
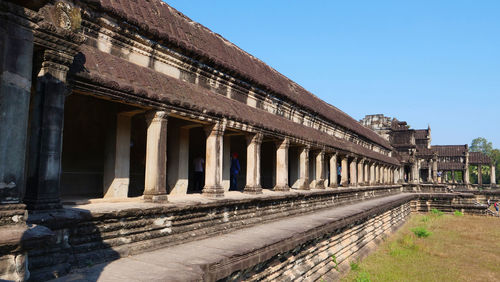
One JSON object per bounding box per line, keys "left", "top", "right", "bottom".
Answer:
{"left": 0, "top": 1, "right": 498, "bottom": 281}
{"left": 360, "top": 114, "right": 495, "bottom": 187}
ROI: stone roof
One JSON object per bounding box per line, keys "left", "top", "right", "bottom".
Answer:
{"left": 82, "top": 0, "right": 392, "bottom": 150}
{"left": 469, "top": 152, "right": 491, "bottom": 165}
{"left": 416, "top": 147, "right": 434, "bottom": 157}
{"left": 437, "top": 163, "right": 465, "bottom": 170}
{"left": 71, "top": 45, "right": 399, "bottom": 165}
{"left": 414, "top": 129, "right": 428, "bottom": 140}
{"left": 432, "top": 145, "right": 467, "bottom": 157}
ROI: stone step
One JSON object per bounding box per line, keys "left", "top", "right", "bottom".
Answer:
{"left": 49, "top": 193, "right": 414, "bottom": 282}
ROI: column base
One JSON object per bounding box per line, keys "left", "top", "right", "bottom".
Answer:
{"left": 24, "top": 198, "right": 62, "bottom": 211}
{"left": 298, "top": 178, "right": 310, "bottom": 190}
{"left": 328, "top": 184, "right": 338, "bottom": 188}
{"left": 299, "top": 185, "right": 310, "bottom": 190}
{"left": 243, "top": 186, "right": 263, "bottom": 195}
{"left": 273, "top": 185, "right": 290, "bottom": 192}
{"left": 202, "top": 185, "right": 225, "bottom": 198}
{"left": 143, "top": 194, "right": 168, "bottom": 203}
{"left": 315, "top": 179, "right": 326, "bottom": 189}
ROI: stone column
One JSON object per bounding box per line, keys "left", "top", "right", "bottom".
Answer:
{"left": 25, "top": 50, "right": 75, "bottom": 210}
{"left": 298, "top": 146, "right": 310, "bottom": 190}
{"left": 432, "top": 159, "right": 438, "bottom": 183}
{"left": 350, "top": 158, "right": 358, "bottom": 187}
{"left": 364, "top": 162, "right": 369, "bottom": 185}
{"left": 357, "top": 159, "right": 364, "bottom": 186}
{"left": 203, "top": 121, "right": 225, "bottom": 197}
{"left": 244, "top": 133, "right": 263, "bottom": 194}
{"left": 452, "top": 170, "right": 456, "bottom": 183}
{"left": 411, "top": 162, "right": 419, "bottom": 183}
{"left": 478, "top": 165, "right": 482, "bottom": 186}
{"left": 369, "top": 162, "right": 375, "bottom": 185}
{"left": 341, "top": 156, "right": 349, "bottom": 187}
{"left": 329, "top": 153, "right": 338, "bottom": 188}
{"left": 379, "top": 165, "right": 384, "bottom": 184}
{"left": 378, "top": 165, "right": 383, "bottom": 184}
{"left": 427, "top": 161, "right": 432, "bottom": 183}
{"left": 143, "top": 111, "right": 168, "bottom": 202}
{"left": 103, "top": 113, "right": 132, "bottom": 198}
{"left": 491, "top": 164, "right": 496, "bottom": 186}
{"left": 385, "top": 167, "right": 388, "bottom": 184}
{"left": 0, "top": 15, "right": 34, "bottom": 203}
{"left": 464, "top": 151, "right": 470, "bottom": 185}
{"left": 315, "top": 150, "right": 326, "bottom": 189}
{"left": 274, "top": 138, "right": 290, "bottom": 191}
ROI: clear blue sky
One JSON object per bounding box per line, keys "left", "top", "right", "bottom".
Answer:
{"left": 165, "top": 0, "right": 500, "bottom": 148}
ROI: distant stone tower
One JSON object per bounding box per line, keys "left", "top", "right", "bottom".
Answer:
{"left": 359, "top": 114, "right": 394, "bottom": 142}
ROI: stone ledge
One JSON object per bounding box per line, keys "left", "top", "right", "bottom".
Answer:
{"left": 50, "top": 194, "right": 414, "bottom": 281}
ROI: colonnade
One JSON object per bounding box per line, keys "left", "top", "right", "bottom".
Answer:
{"left": 135, "top": 111, "right": 401, "bottom": 201}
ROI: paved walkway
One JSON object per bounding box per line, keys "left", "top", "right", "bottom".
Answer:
{"left": 52, "top": 193, "right": 413, "bottom": 282}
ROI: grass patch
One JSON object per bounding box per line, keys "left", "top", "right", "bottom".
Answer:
{"left": 354, "top": 270, "right": 370, "bottom": 282}
{"left": 454, "top": 210, "right": 464, "bottom": 216}
{"left": 430, "top": 208, "right": 444, "bottom": 216}
{"left": 350, "top": 261, "right": 360, "bottom": 271}
{"left": 411, "top": 226, "right": 431, "bottom": 238}
{"left": 342, "top": 214, "right": 500, "bottom": 281}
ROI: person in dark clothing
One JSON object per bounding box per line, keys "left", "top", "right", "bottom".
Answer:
{"left": 230, "top": 152, "right": 241, "bottom": 191}
{"left": 193, "top": 156, "right": 204, "bottom": 192}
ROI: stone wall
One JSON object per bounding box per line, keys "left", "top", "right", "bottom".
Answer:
{"left": 224, "top": 201, "right": 411, "bottom": 281}
{"left": 26, "top": 186, "right": 402, "bottom": 280}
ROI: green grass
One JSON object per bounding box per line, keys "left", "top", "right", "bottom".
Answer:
{"left": 342, "top": 214, "right": 500, "bottom": 282}
{"left": 430, "top": 208, "right": 444, "bottom": 216}
{"left": 454, "top": 210, "right": 464, "bottom": 216}
{"left": 411, "top": 226, "right": 431, "bottom": 238}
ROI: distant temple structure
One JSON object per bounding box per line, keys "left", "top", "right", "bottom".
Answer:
{"left": 0, "top": 1, "right": 497, "bottom": 281}
{"left": 360, "top": 114, "right": 495, "bottom": 187}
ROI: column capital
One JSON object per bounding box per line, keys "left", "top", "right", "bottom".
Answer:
{"left": 275, "top": 137, "right": 290, "bottom": 149}
{"left": 246, "top": 132, "right": 263, "bottom": 145}
{"left": 145, "top": 110, "right": 169, "bottom": 123}
{"left": 204, "top": 119, "right": 226, "bottom": 137}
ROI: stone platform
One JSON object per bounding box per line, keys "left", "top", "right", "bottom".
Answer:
{"left": 26, "top": 185, "right": 403, "bottom": 280}
{"left": 51, "top": 193, "right": 414, "bottom": 282}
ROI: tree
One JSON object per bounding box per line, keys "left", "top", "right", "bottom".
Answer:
{"left": 470, "top": 137, "right": 499, "bottom": 185}
{"left": 470, "top": 137, "right": 493, "bottom": 156}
